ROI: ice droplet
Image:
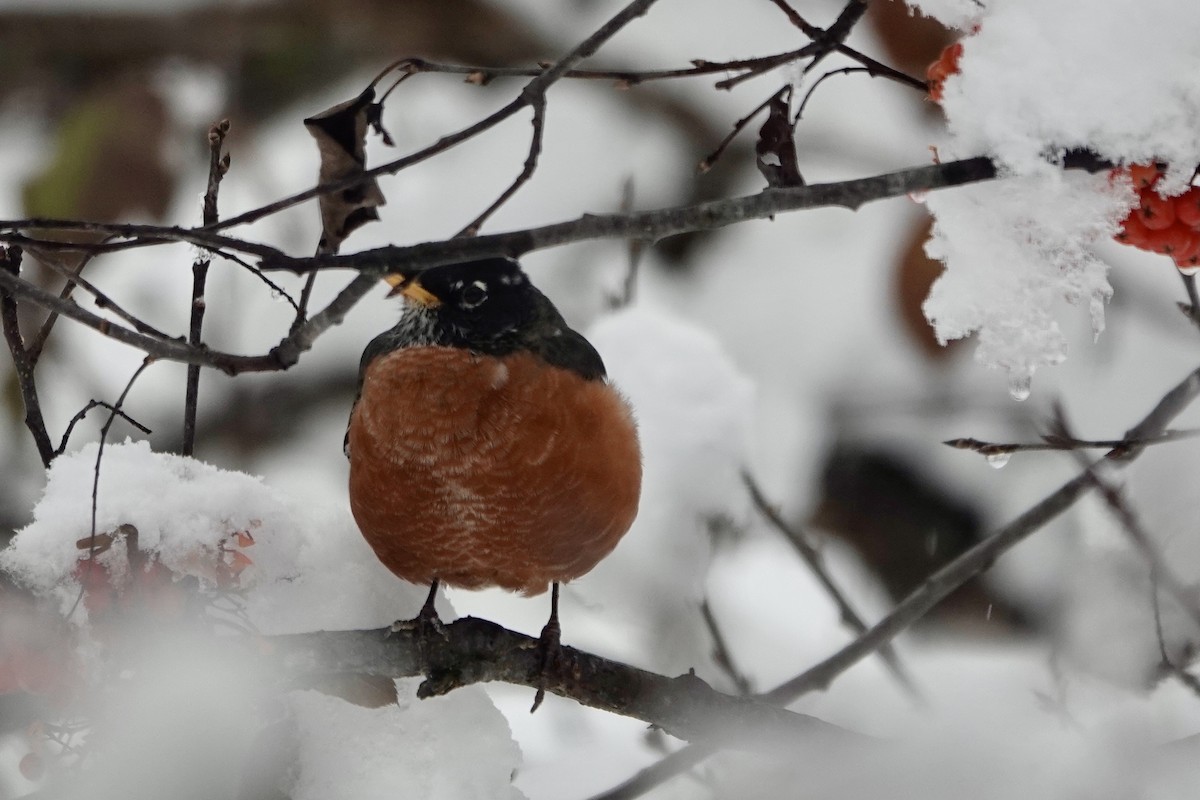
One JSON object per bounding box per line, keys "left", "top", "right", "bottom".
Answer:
{"left": 986, "top": 452, "right": 1011, "bottom": 470}
{"left": 1008, "top": 375, "right": 1032, "bottom": 402}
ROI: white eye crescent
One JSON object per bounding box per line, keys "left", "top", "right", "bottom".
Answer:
{"left": 460, "top": 280, "right": 488, "bottom": 309}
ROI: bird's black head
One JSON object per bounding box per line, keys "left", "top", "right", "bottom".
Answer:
{"left": 361, "top": 257, "right": 606, "bottom": 381}
{"left": 398, "top": 258, "right": 539, "bottom": 347}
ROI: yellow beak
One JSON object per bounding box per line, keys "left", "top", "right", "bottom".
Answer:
{"left": 383, "top": 273, "right": 440, "bottom": 306}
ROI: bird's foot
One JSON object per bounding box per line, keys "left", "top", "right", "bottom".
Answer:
{"left": 387, "top": 581, "right": 448, "bottom": 641}
{"left": 387, "top": 604, "right": 447, "bottom": 639}
{"left": 530, "top": 609, "right": 562, "bottom": 713}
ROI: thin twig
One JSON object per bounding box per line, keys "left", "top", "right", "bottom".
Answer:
{"left": 457, "top": 98, "right": 547, "bottom": 237}
{"left": 1150, "top": 567, "right": 1200, "bottom": 699}
{"left": 945, "top": 429, "right": 1200, "bottom": 458}
{"left": 206, "top": 0, "right": 666, "bottom": 238}
{"left": 1083, "top": 467, "right": 1200, "bottom": 629}
{"left": 0, "top": 267, "right": 378, "bottom": 375}
{"left": 35, "top": 249, "right": 173, "bottom": 340}
{"left": 387, "top": 50, "right": 823, "bottom": 90}
{"left": 699, "top": 87, "right": 787, "bottom": 173}
{"left": 68, "top": 356, "right": 155, "bottom": 621}
{"left": 742, "top": 470, "right": 922, "bottom": 699}
{"left": 794, "top": 66, "right": 870, "bottom": 121}
{"left": 184, "top": 119, "right": 230, "bottom": 456}
{"left": 588, "top": 745, "right": 715, "bottom": 800}
{"left": 0, "top": 221, "right": 285, "bottom": 261}
{"left": 1180, "top": 272, "right": 1200, "bottom": 330}
{"left": 734, "top": 0, "right": 921, "bottom": 92}
{"left": 0, "top": 246, "right": 55, "bottom": 467}
{"left": 601, "top": 359, "right": 1200, "bottom": 799}
{"left": 26, "top": 248, "right": 102, "bottom": 365}
{"left": 211, "top": 249, "right": 301, "bottom": 312}
{"left": 611, "top": 175, "right": 644, "bottom": 308}
{"left": 56, "top": 399, "right": 151, "bottom": 457}
{"left": 699, "top": 599, "right": 753, "bottom": 696}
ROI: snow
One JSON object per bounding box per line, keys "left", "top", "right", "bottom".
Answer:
{"left": 4, "top": 0, "right": 1200, "bottom": 798}
{"left": 923, "top": 170, "right": 1126, "bottom": 399}
{"left": 915, "top": 0, "right": 1200, "bottom": 393}
{"left": 1, "top": 442, "right": 522, "bottom": 800}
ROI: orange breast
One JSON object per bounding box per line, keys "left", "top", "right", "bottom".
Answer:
{"left": 347, "top": 346, "right": 642, "bottom": 595}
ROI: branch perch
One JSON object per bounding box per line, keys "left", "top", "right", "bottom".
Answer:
{"left": 267, "top": 617, "right": 869, "bottom": 756}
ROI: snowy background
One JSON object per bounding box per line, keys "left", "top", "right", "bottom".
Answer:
{"left": 2, "top": 0, "right": 1200, "bottom": 798}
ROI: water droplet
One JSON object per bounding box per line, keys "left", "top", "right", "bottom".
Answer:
{"left": 1008, "top": 375, "right": 1032, "bottom": 402}
{"left": 986, "top": 603, "right": 994, "bottom": 621}
{"left": 986, "top": 452, "right": 1011, "bottom": 470}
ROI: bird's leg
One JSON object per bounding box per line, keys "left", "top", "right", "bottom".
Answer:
{"left": 388, "top": 579, "right": 446, "bottom": 638}
{"left": 530, "top": 582, "right": 562, "bottom": 712}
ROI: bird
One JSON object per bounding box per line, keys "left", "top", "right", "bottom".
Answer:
{"left": 345, "top": 257, "right": 642, "bottom": 703}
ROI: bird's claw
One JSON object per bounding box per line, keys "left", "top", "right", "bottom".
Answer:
{"left": 530, "top": 617, "right": 562, "bottom": 713}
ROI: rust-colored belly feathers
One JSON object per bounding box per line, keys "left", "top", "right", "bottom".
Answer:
{"left": 347, "top": 346, "right": 641, "bottom": 595}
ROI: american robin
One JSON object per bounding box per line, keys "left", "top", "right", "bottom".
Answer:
{"left": 345, "top": 257, "right": 642, "bottom": 700}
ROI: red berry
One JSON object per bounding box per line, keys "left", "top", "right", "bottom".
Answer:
{"left": 1127, "top": 163, "right": 1163, "bottom": 189}
{"left": 1174, "top": 187, "right": 1200, "bottom": 230}
{"left": 1147, "top": 222, "right": 1194, "bottom": 256}
{"left": 1137, "top": 188, "right": 1177, "bottom": 231}
{"left": 1116, "top": 210, "right": 1153, "bottom": 248}
{"left": 18, "top": 752, "right": 44, "bottom": 782}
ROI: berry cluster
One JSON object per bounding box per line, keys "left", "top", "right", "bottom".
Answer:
{"left": 926, "top": 41, "right": 963, "bottom": 103}
{"left": 1114, "top": 164, "right": 1200, "bottom": 274}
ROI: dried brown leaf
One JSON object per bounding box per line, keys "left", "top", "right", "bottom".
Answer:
{"left": 755, "top": 94, "right": 803, "bottom": 188}
{"left": 303, "top": 87, "right": 389, "bottom": 255}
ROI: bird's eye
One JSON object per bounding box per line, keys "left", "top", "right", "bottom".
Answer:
{"left": 460, "top": 281, "right": 488, "bottom": 309}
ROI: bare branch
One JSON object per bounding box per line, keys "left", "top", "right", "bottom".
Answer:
{"left": 0, "top": 246, "right": 54, "bottom": 467}
{"left": 0, "top": 220, "right": 286, "bottom": 261}
{"left": 0, "top": 266, "right": 377, "bottom": 374}
{"left": 267, "top": 618, "right": 870, "bottom": 756}
{"left": 610, "top": 359, "right": 1200, "bottom": 796}
{"left": 261, "top": 151, "right": 1112, "bottom": 277}
{"left": 742, "top": 470, "right": 922, "bottom": 699}
{"left": 184, "top": 119, "right": 231, "bottom": 456}
{"left": 767, "top": 359, "right": 1200, "bottom": 705}
{"left": 208, "top": 0, "right": 665, "bottom": 236}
